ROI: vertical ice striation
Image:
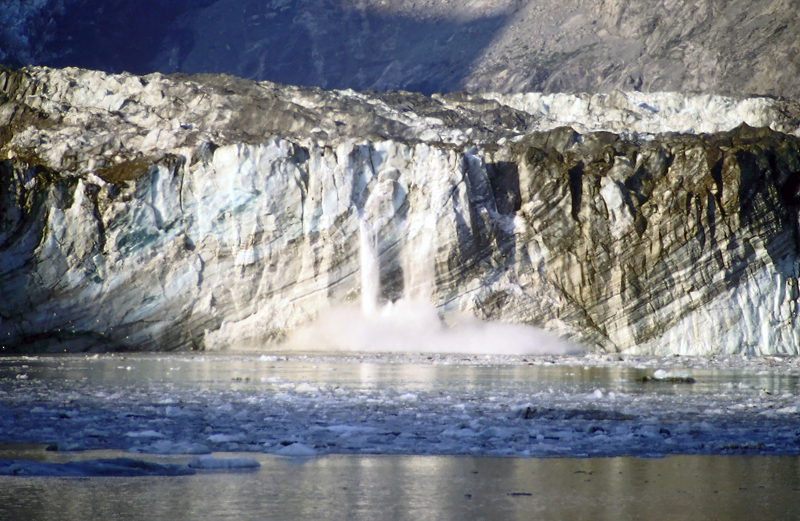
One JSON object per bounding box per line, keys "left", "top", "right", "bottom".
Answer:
{"left": 401, "top": 216, "right": 437, "bottom": 303}
{"left": 358, "top": 217, "right": 380, "bottom": 318}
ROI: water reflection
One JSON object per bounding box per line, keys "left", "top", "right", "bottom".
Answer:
{"left": 2, "top": 353, "right": 797, "bottom": 397}
{"left": 2, "top": 452, "right": 800, "bottom": 520}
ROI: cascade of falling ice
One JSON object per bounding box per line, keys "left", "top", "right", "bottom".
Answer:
{"left": 400, "top": 216, "right": 437, "bottom": 304}
{"left": 358, "top": 218, "right": 380, "bottom": 317}
{"left": 358, "top": 212, "right": 438, "bottom": 321}
{"left": 285, "top": 213, "right": 578, "bottom": 355}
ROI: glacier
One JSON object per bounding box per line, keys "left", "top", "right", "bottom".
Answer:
{"left": 2, "top": 66, "right": 800, "bottom": 355}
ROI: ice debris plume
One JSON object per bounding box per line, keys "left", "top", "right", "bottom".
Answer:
{"left": 282, "top": 217, "right": 580, "bottom": 356}
{"left": 284, "top": 303, "right": 580, "bottom": 355}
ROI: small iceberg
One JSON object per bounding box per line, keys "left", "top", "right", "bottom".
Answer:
{"left": 276, "top": 443, "right": 317, "bottom": 457}
{"left": 638, "top": 369, "right": 696, "bottom": 383}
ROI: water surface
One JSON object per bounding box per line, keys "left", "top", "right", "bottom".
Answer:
{"left": 2, "top": 450, "right": 800, "bottom": 520}
{"left": 2, "top": 353, "right": 800, "bottom": 457}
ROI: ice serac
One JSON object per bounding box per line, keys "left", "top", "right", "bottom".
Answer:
{"left": 2, "top": 66, "right": 800, "bottom": 355}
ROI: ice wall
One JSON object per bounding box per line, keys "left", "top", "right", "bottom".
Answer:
{"left": 2, "top": 66, "right": 800, "bottom": 355}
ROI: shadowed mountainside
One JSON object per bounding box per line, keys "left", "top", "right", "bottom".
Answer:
{"left": 1, "top": 0, "right": 510, "bottom": 95}
{"left": 1, "top": 0, "right": 798, "bottom": 98}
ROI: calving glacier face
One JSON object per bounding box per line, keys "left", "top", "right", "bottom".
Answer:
{"left": 1, "top": 66, "right": 800, "bottom": 355}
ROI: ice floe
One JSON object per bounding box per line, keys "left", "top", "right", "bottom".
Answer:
{"left": 1, "top": 353, "right": 800, "bottom": 459}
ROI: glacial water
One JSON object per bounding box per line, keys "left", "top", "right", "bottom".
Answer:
{"left": 3, "top": 450, "right": 800, "bottom": 521}
{"left": 3, "top": 352, "right": 800, "bottom": 519}
{"left": 3, "top": 352, "right": 800, "bottom": 456}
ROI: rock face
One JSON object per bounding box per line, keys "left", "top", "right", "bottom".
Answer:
{"left": 2, "top": 66, "right": 800, "bottom": 355}
{"left": 1, "top": 0, "right": 799, "bottom": 99}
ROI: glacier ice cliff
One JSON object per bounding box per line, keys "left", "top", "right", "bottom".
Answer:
{"left": 2, "top": 66, "right": 800, "bottom": 355}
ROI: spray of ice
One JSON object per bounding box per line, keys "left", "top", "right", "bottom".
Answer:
{"left": 283, "top": 218, "right": 580, "bottom": 355}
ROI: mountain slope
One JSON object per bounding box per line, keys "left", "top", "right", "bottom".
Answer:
{"left": 1, "top": 0, "right": 798, "bottom": 98}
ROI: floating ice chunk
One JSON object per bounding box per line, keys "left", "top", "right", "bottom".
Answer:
{"left": 124, "top": 430, "right": 164, "bottom": 438}
{"left": 207, "top": 433, "right": 245, "bottom": 443}
{"left": 15, "top": 374, "right": 28, "bottom": 380}
{"left": 640, "top": 370, "right": 696, "bottom": 383}
{"left": 188, "top": 456, "right": 260, "bottom": 469}
{"left": 479, "top": 427, "right": 518, "bottom": 439}
{"left": 397, "top": 393, "right": 418, "bottom": 402}
{"left": 635, "top": 425, "right": 663, "bottom": 440}
{"left": 590, "top": 389, "right": 604, "bottom": 399}
{"left": 276, "top": 443, "right": 316, "bottom": 457}
{"left": 327, "top": 425, "right": 377, "bottom": 436}
{"left": 180, "top": 443, "right": 213, "bottom": 454}
{"left": 30, "top": 407, "right": 49, "bottom": 414}
{"left": 259, "top": 355, "right": 281, "bottom": 362}
{"left": 128, "top": 440, "right": 172, "bottom": 454}
{"left": 295, "top": 382, "right": 319, "bottom": 394}
{"left": 697, "top": 421, "right": 715, "bottom": 431}
{"left": 510, "top": 403, "right": 536, "bottom": 418}
{"left": 441, "top": 427, "right": 479, "bottom": 438}
{"left": 165, "top": 406, "right": 190, "bottom": 417}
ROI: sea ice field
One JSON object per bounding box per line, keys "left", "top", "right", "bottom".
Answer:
{"left": 2, "top": 351, "right": 800, "bottom": 462}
